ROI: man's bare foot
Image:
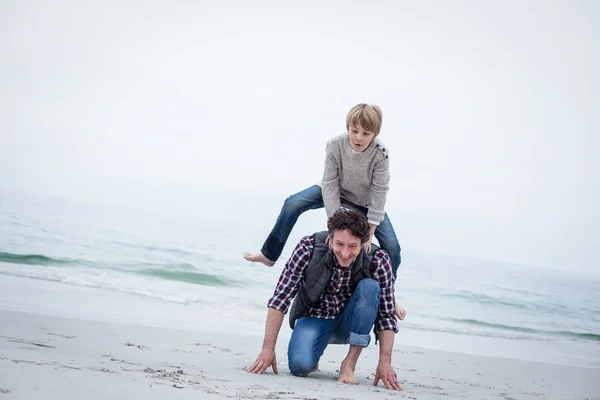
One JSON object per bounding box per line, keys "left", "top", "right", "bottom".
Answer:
{"left": 243, "top": 253, "right": 275, "bottom": 267}
{"left": 395, "top": 300, "right": 406, "bottom": 320}
{"left": 313, "top": 362, "right": 319, "bottom": 372}
{"left": 337, "top": 359, "right": 358, "bottom": 384}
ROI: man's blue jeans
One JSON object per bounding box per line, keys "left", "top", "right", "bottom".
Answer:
{"left": 260, "top": 185, "right": 402, "bottom": 277}
{"left": 287, "top": 279, "right": 381, "bottom": 376}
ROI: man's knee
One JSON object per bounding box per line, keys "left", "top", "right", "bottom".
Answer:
{"left": 288, "top": 353, "right": 317, "bottom": 377}
{"left": 357, "top": 278, "right": 381, "bottom": 297}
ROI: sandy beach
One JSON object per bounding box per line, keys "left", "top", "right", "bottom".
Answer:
{"left": 0, "top": 276, "right": 598, "bottom": 400}
{"left": 1, "top": 0, "right": 599, "bottom": 397}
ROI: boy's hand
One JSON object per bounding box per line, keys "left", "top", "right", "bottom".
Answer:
{"left": 363, "top": 224, "right": 377, "bottom": 253}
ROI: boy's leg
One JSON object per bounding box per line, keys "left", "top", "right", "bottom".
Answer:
{"left": 287, "top": 317, "right": 334, "bottom": 377}
{"left": 330, "top": 278, "right": 381, "bottom": 384}
{"left": 245, "top": 185, "right": 324, "bottom": 266}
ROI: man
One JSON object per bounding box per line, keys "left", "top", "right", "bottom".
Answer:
{"left": 248, "top": 208, "right": 402, "bottom": 391}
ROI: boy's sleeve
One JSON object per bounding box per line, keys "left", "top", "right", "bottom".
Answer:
{"left": 321, "top": 141, "right": 342, "bottom": 218}
{"left": 367, "top": 151, "right": 390, "bottom": 225}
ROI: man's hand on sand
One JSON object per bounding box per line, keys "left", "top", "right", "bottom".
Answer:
{"left": 373, "top": 362, "right": 402, "bottom": 390}
{"left": 248, "top": 348, "right": 279, "bottom": 375}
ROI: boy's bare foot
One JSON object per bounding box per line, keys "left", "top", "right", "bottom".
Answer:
{"left": 337, "top": 359, "right": 358, "bottom": 384}
{"left": 395, "top": 300, "right": 406, "bottom": 320}
{"left": 243, "top": 253, "right": 275, "bottom": 267}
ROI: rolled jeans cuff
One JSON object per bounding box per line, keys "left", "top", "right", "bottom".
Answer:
{"left": 349, "top": 332, "right": 371, "bottom": 347}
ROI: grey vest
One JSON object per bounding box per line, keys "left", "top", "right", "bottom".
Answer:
{"left": 288, "top": 231, "right": 379, "bottom": 329}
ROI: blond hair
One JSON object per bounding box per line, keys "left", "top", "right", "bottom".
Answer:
{"left": 346, "top": 103, "right": 383, "bottom": 136}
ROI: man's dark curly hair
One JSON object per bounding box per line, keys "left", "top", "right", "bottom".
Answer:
{"left": 327, "top": 208, "right": 370, "bottom": 244}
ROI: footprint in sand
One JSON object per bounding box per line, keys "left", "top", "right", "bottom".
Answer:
{"left": 124, "top": 342, "right": 151, "bottom": 350}
{"left": 47, "top": 332, "right": 76, "bottom": 339}
{"left": 105, "top": 356, "right": 142, "bottom": 366}
{"left": 89, "top": 367, "right": 120, "bottom": 374}
{"left": 193, "top": 343, "right": 232, "bottom": 353}
{"left": 4, "top": 337, "right": 56, "bottom": 349}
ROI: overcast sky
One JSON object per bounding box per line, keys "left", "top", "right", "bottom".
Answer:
{"left": 1, "top": 0, "right": 598, "bottom": 273}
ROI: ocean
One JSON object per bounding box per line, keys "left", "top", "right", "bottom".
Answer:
{"left": 1, "top": 189, "right": 598, "bottom": 369}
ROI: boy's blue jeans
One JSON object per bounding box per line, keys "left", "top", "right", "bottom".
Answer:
{"left": 287, "top": 279, "right": 381, "bottom": 377}
{"left": 260, "top": 185, "right": 402, "bottom": 277}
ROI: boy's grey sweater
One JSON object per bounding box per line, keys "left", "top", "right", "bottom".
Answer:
{"left": 318, "top": 133, "right": 390, "bottom": 225}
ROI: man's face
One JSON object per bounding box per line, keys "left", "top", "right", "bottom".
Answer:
{"left": 331, "top": 229, "right": 362, "bottom": 267}
{"left": 348, "top": 123, "right": 375, "bottom": 152}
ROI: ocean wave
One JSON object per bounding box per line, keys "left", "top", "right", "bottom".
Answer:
{"left": 136, "top": 262, "right": 197, "bottom": 270}
{"left": 138, "top": 269, "right": 234, "bottom": 286}
{"left": 0, "top": 251, "right": 237, "bottom": 287}
{"left": 440, "top": 290, "right": 577, "bottom": 316}
{"left": 109, "top": 240, "right": 206, "bottom": 259}
{"left": 441, "top": 290, "right": 533, "bottom": 310}
{"left": 0, "top": 251, "right": 192, "bottom": 269}
{"left": 404, "top": 322, "right": 540, "bottom": 341}
{"left": 0, "top": 251, "right": 84, "bottom": 266}
{"left": 445, "top": 317, "right": 600, "bottom": 342}
{"left": 0, "top": 267, "right": 210, "bottom": 305}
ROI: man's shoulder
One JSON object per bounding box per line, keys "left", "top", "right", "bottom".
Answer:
{"left": 371, "top": 247, "right": 391, "bottom": 260}
{"left": 297, "top": 234, "right": 316, "bottom": 250}
{"left": 286, "top": 235, "right": 316, "bottom": 268}
{"left": 370, "top": 248, "right": 393, "bottom": 270}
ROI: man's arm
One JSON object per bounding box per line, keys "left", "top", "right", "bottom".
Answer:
{"left": 370, "top": 250, "right": 402, "bottom": 390}
{"left": 262, "top": 307, "right": 285, "bottom": 350}
{"left": 373, "top": 330, "right": 402, "bottom": 390}
{"left": 248, "top": 236, "right": 314, "bottom": 375}
{"left": 377, "top": 330, "right": 394, "bottom": 365}
{"left": 248, "top": 308, "right": 285, "bottom": 375}
{"left": 371, "top": 251, "right": 398, "bottom": 334}
{"left": 321, "top": 141, "right": 342, "bottom": 218}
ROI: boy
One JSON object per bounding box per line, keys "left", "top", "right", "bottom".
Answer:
{"left": 244, "top": 104, "right": 405, "bottom": 319}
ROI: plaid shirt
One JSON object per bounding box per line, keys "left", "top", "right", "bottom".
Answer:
{"left": 267, "top": 235, "right": 398, "bottom": 333}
